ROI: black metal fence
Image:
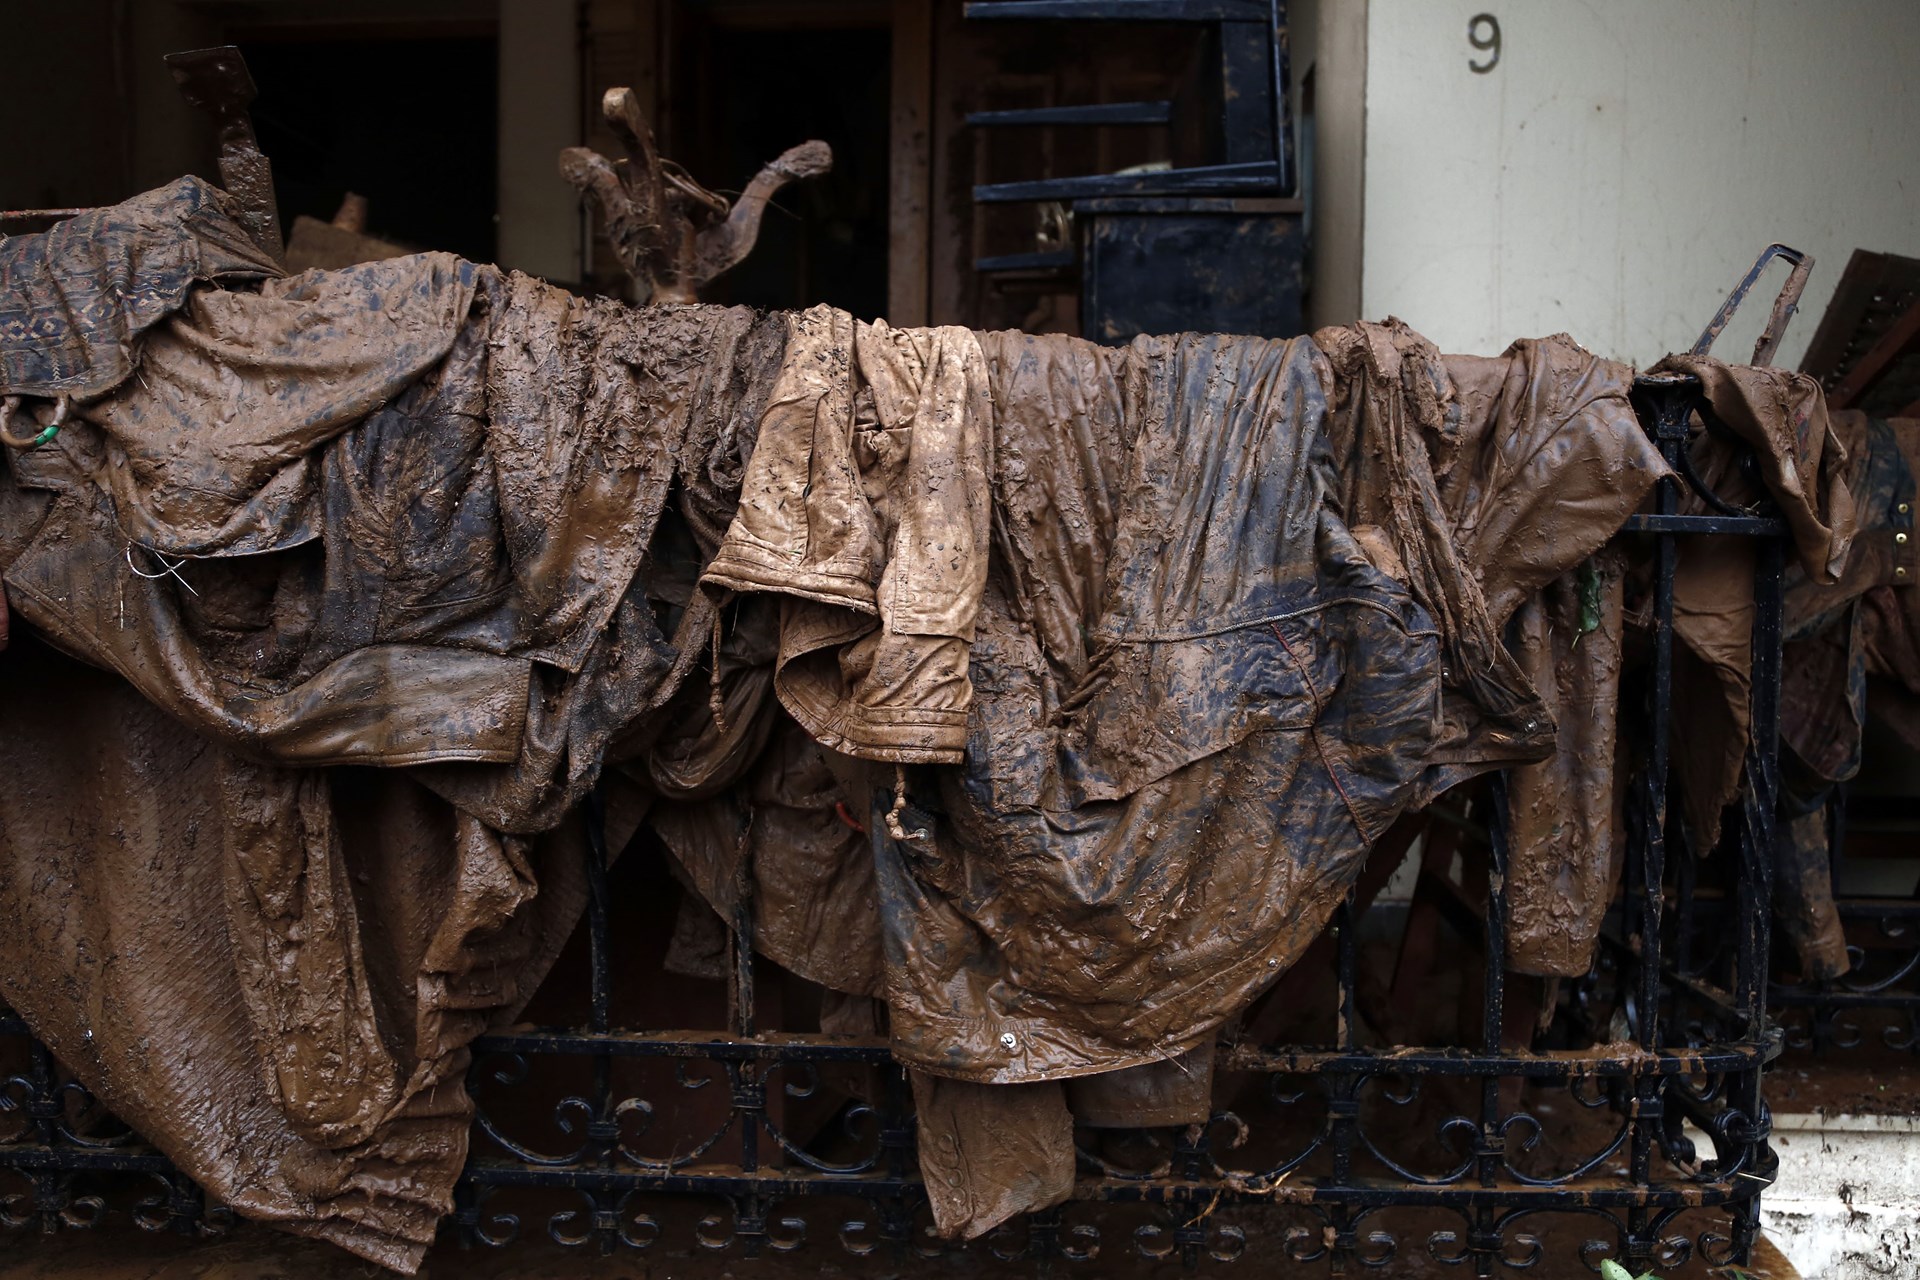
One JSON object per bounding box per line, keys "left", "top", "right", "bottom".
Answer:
{"left": 1767, "top": 790, "right": 1920, "bottom": 1054}
{"left": 1772, "top": 905, "right": 1920, "bottom": 1056}
{"left": 0, "top": 371, "right": 1787, "bottom": 1276}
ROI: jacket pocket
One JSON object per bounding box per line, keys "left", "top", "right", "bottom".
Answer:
{"left": 1056, "top": 618, "right": 1322, "bottom": 806}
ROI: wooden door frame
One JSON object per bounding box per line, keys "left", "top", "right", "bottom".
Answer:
{"left": 888, "top": 0, "right": 933, "bottom": 324}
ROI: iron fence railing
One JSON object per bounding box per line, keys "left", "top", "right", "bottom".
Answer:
{"left": 1670, "top": 793, "right": 1920, "bottom": 1059}
{"left": 1764, "top": 902, "right": 1920, "bottom": 1056}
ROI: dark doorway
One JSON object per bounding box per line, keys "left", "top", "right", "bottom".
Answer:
{"left": 241, "top": 34, "right": 500, "bottom": 263}
{"left": 683, "top": 24, "right": 891, "bottom": 318}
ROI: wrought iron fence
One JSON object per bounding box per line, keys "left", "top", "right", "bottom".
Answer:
{"left": 1770, "top": 903, "right": 1920, "bottom": 1056}
{"left": 0, "top": 370, "right": 1787, "bottom": 1276}
{"left": 1670, "top": 775, "right": 1920, "bottom": 1059}
{"left": 1767, "top": 788, "right": 1920, "bottom": 1055}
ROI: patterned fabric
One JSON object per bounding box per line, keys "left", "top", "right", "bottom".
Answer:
{"left": 0, "top": 176, "right": 279, "bottom": 399}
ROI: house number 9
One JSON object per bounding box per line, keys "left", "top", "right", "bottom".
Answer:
{"left": 1469, "top": 14, "right": 1501, "bottom": 73}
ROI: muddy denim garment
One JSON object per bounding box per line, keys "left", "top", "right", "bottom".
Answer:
{"left": 1316, "top": 322, "right": 1670, "bottom": 978}
{"left": 0, "top": 176, "right": 280, "bottom": 399}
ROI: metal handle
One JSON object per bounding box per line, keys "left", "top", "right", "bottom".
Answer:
{"left": 1690, "top": 243, "right": 1815, "bottom": 367}
{"left": 0, "top": 395, "right": 68, "bottom": 450}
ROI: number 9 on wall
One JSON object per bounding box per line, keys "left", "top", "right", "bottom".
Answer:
{"left": 1469, "top": 13, "right": 1501, "bottom": 73}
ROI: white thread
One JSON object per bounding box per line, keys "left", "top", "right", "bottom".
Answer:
{"left": 125, "top": 543, "right": 199, "bottom": 597}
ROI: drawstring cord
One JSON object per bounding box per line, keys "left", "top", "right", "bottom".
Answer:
{"left": 708, "top": 602, "right": 729, "bottom": 734}
{"left": 885, "top": 763, "right": 920, "bottom": 843}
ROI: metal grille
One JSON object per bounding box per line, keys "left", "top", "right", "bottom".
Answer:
{"left": 0, "top": 371, "right": 1786, "bottom": 1275}
{"left": 1764, "top": 795, "right": 1920, "bottom": 1055}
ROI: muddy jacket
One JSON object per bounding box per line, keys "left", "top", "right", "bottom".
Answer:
{"left": 1649, "top": 354, "right": 1856, "bottom": 857}
{"left": 1317, "top": 323, "right": 1667, "bottom": 977}
{"left": 1771, "top": 412, "right": 1918, "bottom": 978}
{"left": 701, "top": 313, "right": 1450, "bottom": 1084}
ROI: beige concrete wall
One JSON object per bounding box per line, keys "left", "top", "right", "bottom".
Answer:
{"left": 1361, "top": 0, "right": 1920, "bottom": 367}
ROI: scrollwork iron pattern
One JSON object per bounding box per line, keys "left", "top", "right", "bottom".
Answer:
{"left": 0, "top": 1013, "right": 230, "bottom": 1240}
{"left": 1769, "top": 903, "right": 1920, "bottom": 1056}
{"left": 0, "top": 374, "right": 1786, "bottom": 1273}
{"left": 1673, "top": 878, "right": 1920, "bottom": 1057}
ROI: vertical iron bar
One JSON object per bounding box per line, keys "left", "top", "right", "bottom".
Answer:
{"left": 731, "top": 823, "right": 757, "bottom": 1040}
{"left": 1828, "top": 781, "right": 1848, "bottom": 905}
{"left": 1327, "top": 1203, "right": 1354, "bottom": 1276}
{"left": 1336, "top": 891, "right": 1358, "bottom": 1053}
{"left": 1738, "top": 536, "right": 1783, "bottom": 1030}
{"left": 24, "top": 1036, "right": 60, "bottom": 1235}
{"left": 1639, "top": 455, "right": 1677, "bottom": 1056}
{"left": 731, "top": 814, "right": 760, "bottom": 1175}
{"left": 1330, "top": 892, "right": 1358, "bottom": 1186}
{"left": 27, "top": 1039, "right": 56, "bottom": 1149}
{"left": 1730, "top": 533, "right": 1784, "bottom": 1264}
{"left": 582, "top": 788, "right": 614, "bottom": 1170}
{"left": 584, "top": 789, "right": 611, "bottom": 1036}
{"left": 1818, "top": 781, "right": 1848, "bottom": 1054}
{"left": 1627, "top": 381, "right": 1686, "bottom": 1260}
{"left": 1480, "top": 778, "right": 1510, "bottom": 1190}
{"left": 881, "top": 1064, "right": 914, "bottom": 1181}
{"left": 1674, "top": 830, "right": 1697, "bottom": 980}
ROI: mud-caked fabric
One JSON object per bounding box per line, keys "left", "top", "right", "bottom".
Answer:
{"left": 7, "top": 261, "right": 778, "bottom": 828}
{"left": 1650, "top": 356, "right": 1858, "bottom": 857}
{"left": 1314, "top": 324, "right": 1667, "bottom": 980}
{"left": 703, "top": 307, "right": 994, "bottom": 763}
{"left": 1313, "top": 324, "right": 1668, "bottom": 806}
{"left": 0, "top": 176, "right": 280, "bottom": 399}
{"left": 1767, "top": 412, "right": 1919, "bottom": 977}
{"left": 909, "top": 1072, "right": 1074, "bottom": 1240}
{"left": 879, "top": 333, "right": 1442, "bottom": 1083}
{"left": 0, "top": 189, "right": 788, "bottom": 1273}
{"left": 0, "top": 185, "right": 1847, "bottom": 1272}
{"left": 1504, "top": 549, "right": 1629, "bottom": 977}
{"left": 0, "top": 637, "right": 598, "bottom": 1272}
{"left": 644, "top": 625, "right": 887, "bottom": 1000}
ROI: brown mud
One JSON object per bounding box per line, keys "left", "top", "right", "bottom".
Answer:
{"left": 0, "top": 183, "right": 1860, "bottom": 1274}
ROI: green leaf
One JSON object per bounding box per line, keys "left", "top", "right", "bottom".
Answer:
{"left": 1598, "top": 1263, "right": 1654, "bottom": 1280}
